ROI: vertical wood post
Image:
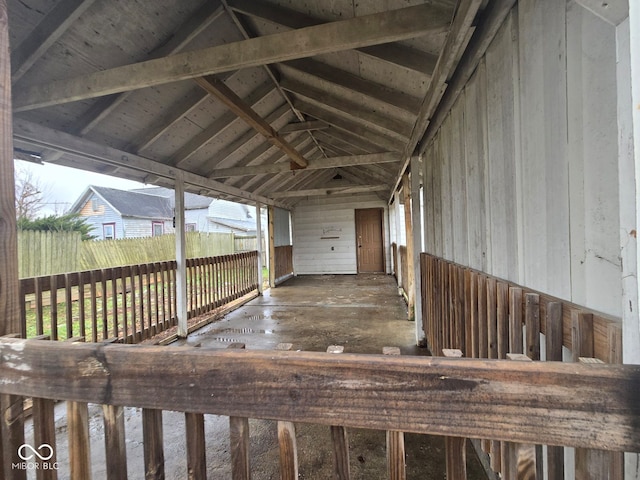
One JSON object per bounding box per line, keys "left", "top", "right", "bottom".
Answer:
{"left": 142, "top": 409, "right": 165, "bottom": 480}
{"left": 185, "top": 412, "right": 206, "bottom": 480}
{"left": 102, "top": 405, "right": 127, "bottom": 480}
{"left": 442, "top": 349, "right": 467, "bottom": 480}
{"left": 394, "top": 190, "right": 404, "bottom": 294}
{"left": 68, "top": 401, "right": 92, "bottom": 480}
{"left": 327, "top": 345, "right": 350, "bottom": 480}
{"left": 33, "top": 397, "right": 57, "bottom": 480}
{"left": 255, "top": 203, "right": 263, "bottom": 294}
{"left": 277, "top": 421, "right": 298, "bottom": 480}
{"left": 230, "top": 416, "right": 251, "bottom": 480}
{"left": 268, "top": 205, "right": 276, "bottom": 289}
{"left": 0, "top": 0, "right": 20, "bottom": 338}
{"left": 410, "top": 156, "right": 424, "bottom": 342}
{"left": 384, "top": 346, "right": 406, "bottom": 480}
{"left": 545, "top": 302, "right": 564, "bottom": 480}
{"left": 174, "top": 171, "right": 188, "bottom": 337}
{"left": 402, "top": 171, "right": 415, "bottom": 320}
{"left": 1, "top": 393, "right": 26, "bottom": 480}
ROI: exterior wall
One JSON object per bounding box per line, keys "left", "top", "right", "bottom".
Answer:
{"left": 184, "top": 208, "right": 210, "bottom": 232}
{"left": 292, "top": 193, "right": 390, "bottom": 275}
{"left": 78, "top": 193, "right": 124, "bottom": 240}
{"left": 422, "top": 2, "right": 622, "bottom": 318}
{"left": 274, "top": 207, "right": 291, "bottom": 247}
{"left": 122, "top": 217, "right": 174, "bottom": 238}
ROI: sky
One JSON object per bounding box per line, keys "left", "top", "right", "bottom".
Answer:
{"left": 14, "top": 159, "right": 146, "bottom": 216}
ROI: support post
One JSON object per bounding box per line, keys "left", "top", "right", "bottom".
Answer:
{"left": 402, "top": 171, "right": 415, "bottom": 320}
{"left": 255, "top": 202, "right": 263, "bottom": 294}
{"left": 410, "top": 156, "right": 424, "bottom": 342}
{"left": 174, "top": 171, "right": 188, "bottom": 338}
{"left": 0, "top": 0, "right": 20, "bottom": 337}
{"left": 394, "top": 190, "right": 403, "bottom": 294}
{"left": 268, "top": 205, "right": 276, "bottom": 289}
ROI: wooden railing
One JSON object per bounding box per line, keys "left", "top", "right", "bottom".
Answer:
{"left": 0, "top": 337, "right": 638, "bottom": 479}
{"left": 18, "top": 252, "right": 258, "bottom": 343}
{"left": 420, "top": 252, "right": 624, "bottom": 479}
{"left": 398, "top": 245, "right": 408, "bottom": 299}
{"left": 274, "top": 245, "right": 293, "bottom": 283}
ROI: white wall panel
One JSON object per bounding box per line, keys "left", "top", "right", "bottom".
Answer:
{"left": 292, "top": 194, "right": 390, "bottom": 275}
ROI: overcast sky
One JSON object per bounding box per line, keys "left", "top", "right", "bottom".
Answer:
{"left": 14, "top": 159, "right": 146, "bottom": 216}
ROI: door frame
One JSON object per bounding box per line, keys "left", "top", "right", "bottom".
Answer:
{"left": 355, "top": 207, "right": 386, "bottom": 274}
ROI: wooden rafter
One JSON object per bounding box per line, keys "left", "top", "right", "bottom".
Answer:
{"left": 227, "top": 0, "right": 444, "bottom": 76}
{"left": 11, "top": 0, "right": 98, "bottom": 83}
{"left": 278, "top": 121, "right": 328, "bottom": 134}
{"left": 13, "top": 3, "right": 452, "bottom": 111}
{"left": 209, "top": 152, "right": 401, "bottom": 178}
{"left": 194, "top": 77, "right": 308, "bottom": 168}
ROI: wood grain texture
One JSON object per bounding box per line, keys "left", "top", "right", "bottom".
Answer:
{"left": 103, "top": 405, "right": 127, "bottom": 480}
{"left": 0, "top": 0, "right": 20, "bottom": 337}
{"left": 277, "top": 421, "right": 298, "bottom": 480}
{"left": 33, "top": 397, "right": 57, "bottom": 480}
{"left": 68, "top": 401, "right": 91, "bottom": 480}
{"left": 0, "top": 339, "right": 639, "bottom": 451}
{"left": 185, "top": 412, "right": 206, "bottom": 480}
{"left": 230, "top": 417, "right": 251, "bottom": 480}
{"left": 142, "top": 409, "right": 164, "bottom": 480}
{"left": 330, "top": 426, "right": 350, "bottom": 480}
{"left": 1, "top": 394, "right": 26, "bottom": 480}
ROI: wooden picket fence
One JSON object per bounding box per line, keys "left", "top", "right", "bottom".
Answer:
{"left": 420, "top": 252, "right": 624, "bottom": 479}
{"left": 18, "top": 251, "right": 258, "bottom": 343}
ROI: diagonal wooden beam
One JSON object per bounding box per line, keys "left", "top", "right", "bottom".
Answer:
{"left": 227, "top": 0, "right": 444, "bottom": 76}
{"left": 270, "top": 185, "right": 388, "bottom": 198}
{"left": 11, "top": 0, "right": 98, "bottom": 83}
{"left": 13, "top": 3, "right": 452, "bottom": 111}
{"left": 278, "top": 121, "right": 328, "bottom": 134}
{"left": 194, "top": 76, "right": 308, "bottom": 168}
{"left": 209, "top": 152, "right": 402, "bottom": 178}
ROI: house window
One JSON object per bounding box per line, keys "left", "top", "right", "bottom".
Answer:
{"left": 152, "top": 222, "right": 164, "bottom": 237}
{"left": 91, "top": 198, "right": 99, "bottom": 212}
{"left": 103, "top": 223, "right": 115, "bottom": 240}
{"left": 185, "top": 223, "right": 196, "bottom": 232}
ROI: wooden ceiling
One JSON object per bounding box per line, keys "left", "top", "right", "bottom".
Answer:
{"left": 9, "top": 0, "right": 485, "bottom": 208}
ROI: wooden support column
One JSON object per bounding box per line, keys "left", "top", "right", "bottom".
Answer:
{"left": 410, "top": 156, "right": 424, "bottom": 341}
{"left": 255, "top": 203, "right": 263, "bottom": 294}
{"left": 402, "top": 171, "right": 415, "bottom": 320}
{"left": 174, "top": 171, "right": 188, "bottom": 338}
{"left": 394, "top": 190, "right": 403, "bottom": 293}
{"left": 0, "top": 0, "right": 20, "bottom": 338}
{"left": 268, "top": 205, "right": 276, "bottom": 289}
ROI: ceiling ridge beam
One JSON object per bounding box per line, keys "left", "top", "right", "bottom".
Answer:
{"left": 12, "top": 119, "right": 287, "bottom": 208}
{"left": 13, "top": 3, "right": 451, "bottom": 111}
{"left": 194, "top": 76, "right": 308, "bottom": 168}
{"left": 210, "top": 152, "right": 401, "bottom": 178}
{"left": 278, "top": 120, "right": 328, "bottom": 134}
{"left": 270, "top": 185, "right": 388, "bottom": 198}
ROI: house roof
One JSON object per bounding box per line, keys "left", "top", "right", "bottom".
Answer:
{"left": 208, "top": 217, "right": 256, "bottom": 233}
{"left": 131, "top": 187, "right": 213, "bottom": 210}
{"left": 9, "top": 0, "right": 486, "bottom": 208}
{"left": 71, "top": 186, "right": 173, "bottom": 219}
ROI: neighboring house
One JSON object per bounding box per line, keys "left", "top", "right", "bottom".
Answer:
{"left": 69, "top": 186, "right": 175, "bottom": 240}
{"left": 70, "top": 186, "right": 258, "bottom": 240}
{"left": 132, "top": 187, "right": 258, "bottom": 236}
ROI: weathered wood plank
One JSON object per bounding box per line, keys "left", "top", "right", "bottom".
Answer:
{"left": 277, "top": 421, "right": 298, "bottom": 480}
{"left": 0, "top": 339, "right": 639, "bottom": 451}
{"left": 1, "top": 394, "right": 26, "bottom": 480}
{"left": 142, "top": 409, "right": 164, "bottom": 480}
{"left": 443, "top": 349, "right": 467, "bottom": 480}
{"left": 545, "top": 302, "right": 564, "bottom": 480}
{"left": 331, "top": 426, "right": 350, "bottom": 480}
{"left": 32, "top": 397, "right": 57, "bottom": 480}
{"left": 68, "top": 400, "right": 91, "bottom": 480}
{"left": 103, "top": 405, "right": 127, "bottom": 480}
{"left": 230, "top": 417, "right": 251, "bottom": 480}
{"left": 185, "top": 413, "right": 206, "bottom": 480}
{"left": 524, "top": 294, "right": 540, "bottom": 361}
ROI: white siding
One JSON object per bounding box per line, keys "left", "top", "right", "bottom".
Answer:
{"left": 421, "top": 3, "right": 622, "bottom": 317}
{"left": 292, "top": 193, "right": 390, "bottom": 275}
{"left": 123, "top": 218, "right": 174, "bottom": 238}
{"left": 274, "top": 207, "right": 291, "bottom": 247}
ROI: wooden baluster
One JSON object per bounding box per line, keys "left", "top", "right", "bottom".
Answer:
{"left": 278, "top": 421, "right": 298, "bottom": 480}
{"left": 50, "top": 275, "right": 58, "bottom": 340}
{"left": 78, "top": 272, "right": 86, "bottom": 339}
{"left": 523, "top": 293, "right": 542, "bottom": 478}
{"left": 508, "top": 288, "right": 523, "bottom": 354}
{"left": 185, "top": 412, "right": 206, "bottom": 480}
{"left": 1, "top": 391, "right": 26, "bottom": 480}
{"left": 35, "top": 277, "right": 44, "bottom": 336}
{"left": 19, "top": 281, "right": 27, "bottom": 339}
{"left": 66, "top": 337, "right": 91, "bottom": 480}
{"left": 545, "top": 302, "right": 564, "bottom": 480}
{"left": 103, "top": 405, "right": 128, "bottom": 480}
{"left": 486, "top": 278, "right": 500, "bottom": 473}
{"left": 384, "top": 346, "right": 405, "bottom": 480}
{"left": 89, "top": 271, "right": 98, "bottom": 342}
{"left": 506, "top": 353, "right": 537, "bottom": 480}
{"left": 327, "top": 345, "right": 350, "bottom": 480}
{"left": 138, "top": 265, "right": 145, "bottom": 340}
{"left": 442, "top": 349, "right": 467, "bottom": 480}
{"left": 65, "top": 273, "right": 73, "bottom": 339}
{"left": 497, "top": 282, "right": 509, "bottom": 477}
{"left": 230, "top": 416, "right": 251, "bottom": 480}
{"left": 33, "top": 396, "right": 57, "bottom": 480}
{"left": 111, "top": 268, "right": 119, "bottom": 339}
{"left": 142, "top": 409, "right": 165, "bottom": 480}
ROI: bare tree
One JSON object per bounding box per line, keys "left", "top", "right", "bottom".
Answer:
{"left": 14, "top": 164, "right": 47, "bottom": 220}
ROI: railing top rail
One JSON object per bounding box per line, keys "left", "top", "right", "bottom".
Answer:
{"left": 0, "top": 338, "right": 638, "bottom": 452}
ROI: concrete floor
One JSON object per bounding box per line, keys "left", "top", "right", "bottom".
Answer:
{"left": 24, "top": 274, "right": 487, "bottom": 479}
